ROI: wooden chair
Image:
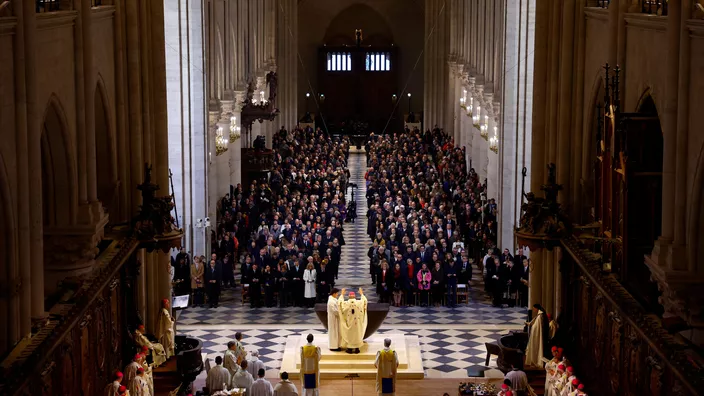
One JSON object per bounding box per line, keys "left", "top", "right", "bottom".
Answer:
{"left": 484, "top": 342, "right": 501, "bottom": 366}
{"left": 457, "top": 283, "right": 469, "bottom": 305}
{"left": 241, "top": 283, "right": 250, "bottom": 305}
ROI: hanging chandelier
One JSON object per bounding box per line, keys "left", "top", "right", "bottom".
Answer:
{"left": 229, "top": 116, "right": 241, "bottom": 142}
{"left": 215, "top": 126, "right": 229, "bottom": 156}
{"left": 489, "top": 126, "right": 499, "bottom": 153}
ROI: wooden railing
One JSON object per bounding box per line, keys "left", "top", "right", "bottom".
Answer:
{"left": 559, "top": 237, "right": 703, "bottom": 396}
{"left": 0, "top": 238, "right": 140, "bottom": 395}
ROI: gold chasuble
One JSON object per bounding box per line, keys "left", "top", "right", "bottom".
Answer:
{"left": 375, "top": 347, "right": 399, "bottom": 395}
{"left": 300, "top": 343, "right": 321, "bottom": 395}
{"left": 338, "top": 294, "right": 368, "bottom": 349}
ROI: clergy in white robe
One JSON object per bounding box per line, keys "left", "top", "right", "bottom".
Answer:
{"left": 327, "top": 288, "right": 342, "bottom": 351}
{"left": 374, "top": 338, "right": 399, "bottom": 396}
{"left": 132, "top": 369, "right": 151, "bottom": 396}
{"left": 338, "top": 288, "right": 368, "bottom": 353}
{"left": 247, "top": 350, "right": 266, "bottom": 379}
{"left": 206, "top": 356, "right": 231, "bottom": 393}
{"left": 134, "top": 325, "right": 167, "bottom": 367}
{"left": 544, "top": 347, "right": 564, "bottom": 396}
{"left": 251, "top": 369, "right": 274, "bottom": 396}
{"left": 562, "top": 378, "right": 579, "bottom": 396}
{"left": 157, "top": 299, "right": 176, "bottom": 359}
{"left": 140, "top": 357, "right": 154, "bottom": 396}
{"left": 273, "top": 372, "right": 299, "bottom": 396}
{"left": 524, "top": 304, "right": 549, "bottom": 369}
{"left": 299, "top": 334, "right": 321, "bottom": 396}
{"left": 235, "top": 332, "right": 248, "bottom": 364}
{"left": 224, "top": 341, "right": 240, "bottom": 376}
{"left": 104, "top": 371, "right": 124, "bottom": 396}
{"left": 233, "top": 360, "right": 255, "bottom": 395}
{"left": 124, "top": 354, "right": 143, "bottom": 393}
{"left": 504, "top": 367, "right": 529, "bottom": 392}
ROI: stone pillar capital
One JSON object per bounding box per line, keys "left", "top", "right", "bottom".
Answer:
{"left": 208, "top": 110, "right": 221, "bottom": 128}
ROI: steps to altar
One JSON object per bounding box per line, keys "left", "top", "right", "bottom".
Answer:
{"left": 279, "top": 332, "right": 424, "bottom": 379}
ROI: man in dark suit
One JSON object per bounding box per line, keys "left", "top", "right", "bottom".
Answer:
{"left": 457, "top": 255, "right": 472, "bottom": 286}
{"left": 289, "top": 258, "right": 304, "bottom": 306}
{"left": 444, "top": 257, "right": 459, "bottom": 307}
{"left": 518, "top": 258, "right": 530, "bottom": 307}
{"left": 249, "top": 263, "right": 262, "bottom": 308}
{"left": 205, "top": 259, "right": 222, "bottom": 308}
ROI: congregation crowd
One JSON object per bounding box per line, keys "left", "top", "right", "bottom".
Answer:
{"left": 171, "top": 126, "right": 351, "bottom": 309}
{"left": 169, "top": 125, "right": 534, "bottom": 311}
{"left": 363, "top": 127, "right": 530, "bottom": 308}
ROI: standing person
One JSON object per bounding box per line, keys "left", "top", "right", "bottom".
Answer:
{"left": 247, "top": 350, "right": 266, "bottom": 379}
{"left": 250, "top": 263, "right": 262, "bottom": 308}
{"left": 133, "top": 368, "right": 151, "bottom": 396}
{"left": 224, "top": 341, "right": 239, "bottom": 376}
{"left": 544, "top": 347, "right": 565, "bottom": 396}
{"left": 416, "top": 263, "right": 432, "bottom": 307}
{"left": 519, "top": 258, "right": 530, "bottom": 308}
{"left": 299, "top": 334, "right": 321, "bottom": 396}
{"left": 486, "top": 257, "right": 500, "bottom": 307}
{"left": 206, "top": 356, "right": 231, "bottom": 394}
{"left": 233, "top": 360, "right": 254, "bottom": 395}
{"left": 190, "top": 256, "right": 205, "bottom": 307}
{"left": 251, "top": 368, "right": 274, "bottom": 396}
{"left": 377, "top": 261, "right": 391, "bottom": 303}
{"left": 274, "top": 371, "right": 298, "bottom": 396}
{"left": 430, "top": 262, "right": 444, "bottom": 306}
{"left": 444, "top": 254, "right": 459, "bottom": 307}
{"left": 303, "top": 262, "right": 317, "bottom": 307}
{"left": 504, "top": 365, "right": 529, "bottom": 394}
{"left": 104, "top": 371, "right": 124, "bottom": 396}
{"left": 316, "top": 260, "right": 331, "bottom": 302}
{"left": 157, "top": 299, "right": 175, "bottom": 359}
{"left": 327, "top": 288, "right": 342, "bottom": 351}
{"left": 374, "top": 338, "right": 399, "bottom": 396}
{"left": 524, "top": 304, "right": 550, "bottom": 369}
{"left": 205, "top": 259, "right": 222, "bottom": 308}
{"left": 124, "top": 354, "right": 143, "bottom": 392}
{"left": 392, "top": 263, "right": 405, "bottom": 307}
{"left": 338, "top": 288, "right": 368, "bottom": 354}
{"left": 273, "top": 371, "right": 299, "bottom": 396}
{"left": 263, "top": 265, "right": 276, "bottom": 307}
{"left": 234, "top": 332, "right": 248, "bottom": 364}
{"left": 457, "top": 255, "right": 472, "bottom": 286}
{"left": 290, "top": 259, "right": 304, "bottom": 306}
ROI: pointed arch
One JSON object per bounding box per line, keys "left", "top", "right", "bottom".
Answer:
{"left": 95, "top": 74, "right": 120, "bottom": 218}
{"left": 41, "top": 94, "right": 77, "bottom": 226}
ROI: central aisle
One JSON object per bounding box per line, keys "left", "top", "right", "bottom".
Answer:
{"left": 335, "top": 153, "right": 375, "bottom": 297}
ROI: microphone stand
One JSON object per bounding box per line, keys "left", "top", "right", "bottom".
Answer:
{"left": 344, "top": 373, "right": 360, "bottom": 395}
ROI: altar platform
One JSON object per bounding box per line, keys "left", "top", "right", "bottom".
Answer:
{"left": 279, "top": 332, "right": 424, "bottom": 379}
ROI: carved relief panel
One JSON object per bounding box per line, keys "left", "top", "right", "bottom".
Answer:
{"left": 593, "top": 292, "right": 606, "bottom": 366}
{"left": 608, "top": 311, "right": 622, "bottom": 393}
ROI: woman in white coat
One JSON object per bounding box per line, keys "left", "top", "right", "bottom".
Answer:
{"left": 303, "top": 262, "right": 317, "bottom": 307}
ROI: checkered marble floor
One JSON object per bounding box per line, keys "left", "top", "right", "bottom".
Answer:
{"left": 180, "top": 153, "right": 527, "bottom": 380}
{"left": 180, "top": 326, "right": 517, "bottom": 379}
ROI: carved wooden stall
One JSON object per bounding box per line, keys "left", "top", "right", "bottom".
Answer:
{"left": 560, "top": 238, "right": 702, "bottom": 396}
{"left": 0, "top": 238, "right": 139, "bottom": 395}
{"left": 0, "top": 164, "right": 189, "bottom": 395}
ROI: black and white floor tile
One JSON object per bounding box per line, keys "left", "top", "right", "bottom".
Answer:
{"left": 179, "top": 153, "right": 526, "bottom": 379}
{"left": 180, "top": 326, "right": 512, "bottom": 379}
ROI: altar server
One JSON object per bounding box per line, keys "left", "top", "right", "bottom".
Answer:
{"left": 251, "top": 368, "right": 274, "bottom": 396}
{"left": 206, "top": 356, "right": 231, "bottom": 393}
{"left": 300, "top": 334, "right": 321, "bottom": 396}
{"left": 374, "top": 338, "right": 399, "bottom": 396}
{"left": 273, "top": 372, "right": 299, "bottom": 396}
